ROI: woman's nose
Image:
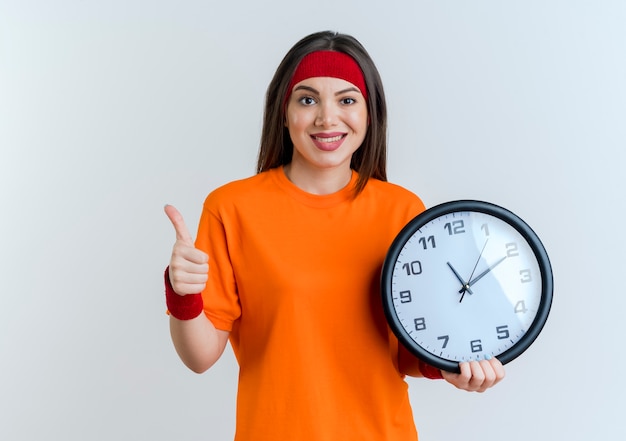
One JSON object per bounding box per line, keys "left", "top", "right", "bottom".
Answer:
{"left": 315, "top": 102, "right": 338, "bottom": 127}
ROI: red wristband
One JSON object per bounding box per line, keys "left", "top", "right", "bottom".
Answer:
{"left": 418, "top": 360, "right": 444, "bottom": 380}
{"left": 164, "top": 266, "right": 204, "bottom": 320}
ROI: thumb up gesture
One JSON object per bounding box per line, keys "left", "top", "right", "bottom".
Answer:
{"left": 164, "top": 205, "right": 209, "bottom": 295}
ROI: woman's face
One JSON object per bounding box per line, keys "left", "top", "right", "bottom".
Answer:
{"left": 285, "top": 76, "right": 368, "bottom": 176}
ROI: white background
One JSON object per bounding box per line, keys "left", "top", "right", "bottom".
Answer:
{"left": 1, "top": 1, "right": 624, "bottom": 439}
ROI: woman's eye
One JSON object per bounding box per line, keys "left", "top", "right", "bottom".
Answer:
{"left": 341, "top": 97, "right": 356, "bottom": 105}
{"left": 298, "top": 96, "right": 316, "bottom": 106}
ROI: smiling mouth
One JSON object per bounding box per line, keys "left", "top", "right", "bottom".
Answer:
{"left": 312, "top": 134, "right": 345, "bottom": 143}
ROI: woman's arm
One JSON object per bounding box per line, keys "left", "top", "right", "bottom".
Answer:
{"left": 170, "top": 315, "right": 230, "bottom": 373}
{"left": 164, "top": 204, "right": 230, "bottom": 373}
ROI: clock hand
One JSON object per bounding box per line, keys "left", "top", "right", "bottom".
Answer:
{"left": 447, "top": 262, "right": 473, "bottom": 295}
{"left": 463, "top": 239, "right": 489, "bottom": 291}
{"left": 468, "top": 255, "right": 508, "bottom": 287}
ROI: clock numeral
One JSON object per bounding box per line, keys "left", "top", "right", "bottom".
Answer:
{"left": 402, "top": 260, "right": 422, "bottom": 276}
{"left": 414, "top": 317, "right": 426, "bottom": 331}
{"left": 481, "top": 223, "right": 490, "bottom": 237}
{"left": 438, "top": 335, "right": 449, "bottom": 349}
{"left": 514, "top": 300, "right": 528, "bottom": 314}
{"left": 496, "top": 325, "right": 510, "bottom": 340}
{"left": 418, "top": 235, "right": 436, "bottom": 250}
{"left": 506, "top": 242, "right": 519, "bottom": 257}
{"left": 520, "top": 269, "right": 532, "bottom": 283}
{"left": 399, "top": 290, "right": 412, "bottom": 303}
{"left": 470, "top": 339, "right": 483, "bottom": 353}
{"left": 444, "top": 220, "right": 465, "bottom": 235}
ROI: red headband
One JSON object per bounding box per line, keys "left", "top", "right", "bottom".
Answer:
{"left": 285, "top": 51, "right": 367, "bottom": 105}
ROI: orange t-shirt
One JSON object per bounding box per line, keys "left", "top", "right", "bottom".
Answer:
{"left": 195, "top": 166, "right": 425, "bottom": 441}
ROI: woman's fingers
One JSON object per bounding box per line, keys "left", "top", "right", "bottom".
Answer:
{"left": 443, "top": 358, "right": 505, "bottom": 392}
{"left": 165, "top": 205, "right": 209, "bottom": 295}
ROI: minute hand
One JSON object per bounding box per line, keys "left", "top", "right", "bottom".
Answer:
{"left": 467, "top": 256, "right": 507, "bottom": 287}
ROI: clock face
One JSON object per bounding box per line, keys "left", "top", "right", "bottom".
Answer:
{"left": 382, "top": 201, "right": 553, "bottom": 373}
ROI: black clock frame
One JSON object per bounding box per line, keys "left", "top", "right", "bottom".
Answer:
{"left": 381, "top": 200, "right": 553, "bottom": 373}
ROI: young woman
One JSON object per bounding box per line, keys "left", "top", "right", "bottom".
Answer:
{"left": 164, "top": 31, "right": 505, "bottom": 441}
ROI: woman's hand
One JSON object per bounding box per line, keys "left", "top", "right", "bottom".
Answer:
{"left": 164, "top": 204, "right": 209, "bottom": 295}
{"left": 164, "top": 205, "right": 229, "bottom": 373}
{"left": 442, "top": 358, "right": 505, "bottom": 393}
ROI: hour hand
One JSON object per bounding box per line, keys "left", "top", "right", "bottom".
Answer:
{"left": 447, "top": 262, "right": 472, "bottom": 295}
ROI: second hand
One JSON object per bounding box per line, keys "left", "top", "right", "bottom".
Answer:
{"left": 459, "top": 239, "right": 489, "bottom": 302}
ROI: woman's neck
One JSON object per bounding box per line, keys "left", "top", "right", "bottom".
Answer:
{"left": 283, "top": 163, "right": 353, "bottom": 195}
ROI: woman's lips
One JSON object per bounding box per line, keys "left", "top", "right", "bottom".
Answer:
{"left": 311, "top": 132, "right": 347, "bottom": 151}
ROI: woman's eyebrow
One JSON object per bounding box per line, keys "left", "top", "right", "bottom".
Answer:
{"left": 335, "top": 87, "right": 361, "bottom": 96}
{"left": 293, "top": 85, "right": 319, "bottom": 94}
{"left": 293, "top": 85, "right": 361, "bottom": 96}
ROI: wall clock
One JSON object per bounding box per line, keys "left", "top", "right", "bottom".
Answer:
{"left": 381, "top": 200, "right": 553, "bottom": 373}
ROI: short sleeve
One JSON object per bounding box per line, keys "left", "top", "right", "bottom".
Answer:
{"left": 194, "top": 195, "right": 241, "bottom": 331}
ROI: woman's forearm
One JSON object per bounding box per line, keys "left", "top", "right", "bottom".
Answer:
{"left": 169, "top": 313, "right": 230, "bottom": 374}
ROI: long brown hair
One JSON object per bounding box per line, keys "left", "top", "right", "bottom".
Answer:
{"left": 256, "top": 31, "right": 388, "bottom": 195}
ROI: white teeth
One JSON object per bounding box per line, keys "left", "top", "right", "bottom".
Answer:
{"left": 314, "top": 135, "right": 343, "bottom": 143}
